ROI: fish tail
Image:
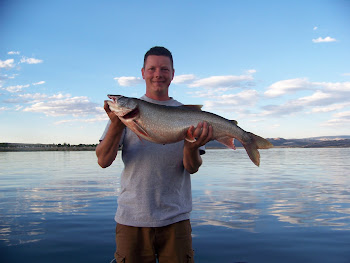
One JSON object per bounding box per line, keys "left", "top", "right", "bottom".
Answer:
{"left": 241, "top": 132, "right": 274, "bottom": 167}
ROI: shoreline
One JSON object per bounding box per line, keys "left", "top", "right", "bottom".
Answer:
{"left": 1, "top": 145, "right": 349, "bottom": 152}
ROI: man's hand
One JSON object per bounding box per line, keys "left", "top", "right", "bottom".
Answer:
{"left": 185, "top": 121, "right": 213, "bottom": 149}
{"left": 183, "top": 122, "right": 213, "bottom": 174}
{"left": 104, "top": 100, "right": 120, "bottom": 123}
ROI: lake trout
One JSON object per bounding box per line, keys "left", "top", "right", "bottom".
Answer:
{"left": 107, "top": 95, "right": 273, "bottom": 166}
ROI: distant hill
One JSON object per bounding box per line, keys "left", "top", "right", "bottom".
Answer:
{"left": 0, "top": 143, "right": 97, "bottom": 151}
{"left": 1, "top": 135, "right": 350, "bottom": 151}
{"left": 206, "top": 135, "right": 350, "bottom": 148}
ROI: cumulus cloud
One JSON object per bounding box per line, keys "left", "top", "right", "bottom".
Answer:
{"left": 0, "top": 106, "right": 9, "bottom": 112}
{"left": 296, "top": 90, "right": 334, "bottom": 106}
{"left": 245, "top": 69, "right": 257, "bottom": 74}
{"left": 114, "top": 76, "right": 143, "bottom": 86}
{"left": 23, "top": 94, "right": 103, "bottom": 117}
{"left": 204, "top": 90, "right": 258, "bottom": 110}
{"left": 265, "top": 78, "right": 312, "bottom": 97}
{"left": 172, "top": 74, "right": 196, "bottom": 84}
{"left": 312, "top": 36, "right": 337, "bottom": 43}
{"left": 189, "top": 75, "right": 253, "bottom": 88}
{"left": 54, "top": 115, "right": 108, "bottom": 125}
{"left": 260, "top": 101, "right": 305, "bottom": 117}
{"left": 32, "top": 81, "right": 45, "bottom": 85}
{"left": 261, "top": 79, "right": 350, "bottom": 118}
{"left": 318, "top": 81, "right": 350, "bottom": 92}
{"left": 8, "top": 51, "right": 20, "bottom": 55}
{"left": 311, "top": 103, "right": 350, "bottom": 113}
{"left": 4, "top": 84, "right": 30, "bottom": 93}
{"left": 323, "top": 111, "right": 350, "bottom": 127}
{"left": 20, "top": 57, "right": 43, "bottom": 64}
{"left": 0, "top": 59, "right": 15, "bottom": 69}
{"left": 204, "top": 90, "right": 259, "bottom": 111}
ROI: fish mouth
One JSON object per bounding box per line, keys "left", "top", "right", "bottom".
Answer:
{"left": 107, "top": 94, "right": 123, "bottom": 102}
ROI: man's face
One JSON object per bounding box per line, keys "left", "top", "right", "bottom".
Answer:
{"left": 142, "top": 55, "right": 174, "bottom": 98}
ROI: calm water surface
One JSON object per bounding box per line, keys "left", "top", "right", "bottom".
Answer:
{"left": 1, "top": 148, "right": 350, "bottom": 263}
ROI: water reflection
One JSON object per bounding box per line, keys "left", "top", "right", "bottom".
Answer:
{"left": 1, "top": 148, "right": 350, "bottom": 248}
{"left": 192, "top": 148, "right": 350, "bottom": 232}
{"left": 0, "top": 152, "right": 123, "bottom": 246}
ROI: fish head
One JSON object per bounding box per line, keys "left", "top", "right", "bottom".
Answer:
{"left": 107, "top": 95, "right": 139, "bottom": 119}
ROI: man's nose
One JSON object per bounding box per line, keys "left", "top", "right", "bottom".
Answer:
{"left": 154, "top": 68, "right": 162, "bottom": 77}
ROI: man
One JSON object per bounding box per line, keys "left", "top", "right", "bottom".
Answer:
{"left": 96, "top": 46, "right": 213, "bottom": 263}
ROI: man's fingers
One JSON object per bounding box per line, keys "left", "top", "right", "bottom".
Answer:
{"left": 104, "top": 100, "right": 111, "bottom": 113}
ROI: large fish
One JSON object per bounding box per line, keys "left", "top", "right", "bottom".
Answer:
{"left": 107, "top": 95, "right": 273, "bottom": 166}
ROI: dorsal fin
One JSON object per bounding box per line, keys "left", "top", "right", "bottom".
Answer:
{"left": 180, "top": 105, "right": 203, "bottom": 111}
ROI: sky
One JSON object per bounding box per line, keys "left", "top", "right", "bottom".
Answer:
{"left": 1, "top": 0, "right": 350, "bottom": 144}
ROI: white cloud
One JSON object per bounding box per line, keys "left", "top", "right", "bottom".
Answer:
{"left": 245, "top": 69, "right": 257, "bottom": 74}
{"left": 20, "top": 57, "right": 43, "bottom": 64}
{"left": 264, "top": 78, "right": 312, "bottom": 97}
{"left": 15, "top": 105, "right": 23, "bottom": 111}
{"left": 311, "top": 103, "right": 349, "bottom": 113}
{"left": 333, "top": 111, "right": 350, "bottom": 119}
{"left": 23, "top": 93, "right": 103, "bottom": 117}
{"left": 342, "top": 73, "right": 350, "bottom": 76}
{"left": 260, "top": 101, "right": 305, "bottom": 117}
{"left": 203, "top": 90, "right": 259, "bottom": 111}
{"left": 296, "top": 90, "right": 333, "bottom": 106}
{"left": 4, "top": 84, "right": 30, "bottom": 93}
{"left": 261, "top": 79, "right": 350, "bottom": 117}
{"left": 318, "top": 81, "right": 350, "bottom": 92}
{"left": 0, "top": 106, "right": 9, "bottom": 112}
{"left": 313, "top": 26, "right": 318, "bottom": 30}
{"left": 323, "top": 111, "right": 350, "bottom": 127}
{"left": 189, "top": 74, "right": 253, "bottom": 88}
{"left": 54, "top": 115, "right": 108, "bottom": 125}
{"left": 8, "top": 51, "right": 20, "bottom": 55}
{"left": 114, "top": 76, "right": 143, "bottom": 86}
{"left": 0, "top": 59, "right": 15, "bottom": 69}
{"left": 172, "top": 74, "right": 196, "bottom": 84}
{"left": 32, "top": 81, "right": 45, "bottom": 85}
{"left": 312, "top": 36, "right": 337, "bottom": 43}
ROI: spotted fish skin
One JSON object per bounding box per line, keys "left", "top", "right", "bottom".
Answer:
{"left": 107, "top": 95, "right": 273, "bottom": 166}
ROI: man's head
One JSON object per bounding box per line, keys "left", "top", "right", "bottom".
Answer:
{"left": 143, "top": 46, "right": 174, "bottom": 70}
{"left": 142, "top": 46, "right": 175, "bottom": 101}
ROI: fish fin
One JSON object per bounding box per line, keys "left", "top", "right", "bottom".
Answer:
{"left": 132, "top": 120, "right": 151, "bottom": 139}
{"left": 216, "top": 137, "right": 236, "bottom": 150}
{"left": 181, "top": 105, "right": 203, "bottom": 111}
{"left": 241, "top": 132, "right": 274, "bottom": 167}
{"left": 230, "top": 120, "right": 238, "bottom": 125}
{"left": 185, "top": 127, "right": 197, "bottom": 143}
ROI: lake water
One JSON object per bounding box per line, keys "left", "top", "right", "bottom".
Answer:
{"left": 1, "top": 148, "right": 350, "bottom": 263}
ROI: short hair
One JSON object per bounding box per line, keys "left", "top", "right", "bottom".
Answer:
{"left": 143, "top": 46, "right": 174, "bottom": 69}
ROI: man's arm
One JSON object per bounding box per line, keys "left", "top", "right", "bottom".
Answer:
{"left": 183, "top": 122, "right": 213, "bottom": 174}
{"left": 96, "top": 101, "right": 125, "bottom": 168}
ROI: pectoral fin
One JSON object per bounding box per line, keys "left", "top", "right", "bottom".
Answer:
{"left": 132, "top": 120, "right": 151, "bottom": 139}
{"left": 185, "top": 126, "right": 196, "bottom": 143}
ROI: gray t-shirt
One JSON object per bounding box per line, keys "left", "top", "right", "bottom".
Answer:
{"left": 100, "top": 95, "right": 202, "bottom": 227}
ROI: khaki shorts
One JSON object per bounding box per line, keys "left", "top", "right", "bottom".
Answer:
{"left": 114, "top": 219, "right": 194, "bottom": 263}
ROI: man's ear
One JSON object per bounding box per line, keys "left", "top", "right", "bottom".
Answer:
{"left": 141, "top": 67, "right": 145, "bottom": 79}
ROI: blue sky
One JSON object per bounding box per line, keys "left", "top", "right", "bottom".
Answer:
{"left": 1, "top": 0, "right": 350, "bottom": 144}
